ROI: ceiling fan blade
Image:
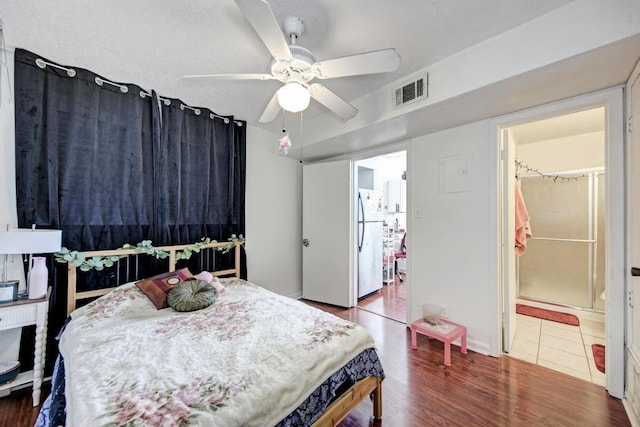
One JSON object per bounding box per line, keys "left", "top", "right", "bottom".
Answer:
{"left": 182, "top": 73, "right": 274, "bottom": 81}
{"left": 235, "top": 0, "right": 293, "bottom": 62}
{"left": 308, "top": 83, "right": 358, "bottom": 122}
{"left": 312, "top": 48, "right": 400, "bottom": 79}
{"left": 258, "top": 91, "right": 281, "bottom": 123}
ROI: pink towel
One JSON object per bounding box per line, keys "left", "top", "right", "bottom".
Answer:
{"left": 514, "top": 182, "right": 532, "bottom": 256}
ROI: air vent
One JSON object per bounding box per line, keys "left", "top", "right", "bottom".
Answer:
{"left": 393, "top": 74, "right": 428, "bottom": 109}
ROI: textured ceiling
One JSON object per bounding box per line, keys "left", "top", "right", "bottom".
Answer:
{"left": 510, "top": 107, "right": 605, "bottom": 145}
{"left": 1, "top": 0, "right": 574, "bottom": 129}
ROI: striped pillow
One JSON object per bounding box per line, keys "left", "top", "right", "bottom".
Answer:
{"left": 135, "top": 267, "right": 194, "bottom": 309}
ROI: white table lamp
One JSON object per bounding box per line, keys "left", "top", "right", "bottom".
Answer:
{"left": 0, "top": 226, "right": 62, "bottom": 301}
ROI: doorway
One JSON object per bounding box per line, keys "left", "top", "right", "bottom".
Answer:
{"left": 355, "top": 150, "right": 407, "bottom": 323}
{"left": 504, "top": 107, "right": 607, "bottom": 385}
{"left": 496, "top": 88, "right": 625, "bottom": 398}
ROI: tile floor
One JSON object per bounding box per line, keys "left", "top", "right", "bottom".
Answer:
{"left": 508, "top": 313, "right": 606, "bottom": 385}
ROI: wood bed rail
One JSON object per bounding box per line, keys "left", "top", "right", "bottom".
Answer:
{"left": 66, "top": 241, "right": 243, "bottom": 316}
{"left": 312, "top": 376, "right": 382, "bottom": 426}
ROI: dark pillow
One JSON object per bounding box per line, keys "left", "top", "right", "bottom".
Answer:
{"left": 167, "top": 279, "right": 217, "bottom": 312}
{"left": 136, "top": 267, "right": 194, "bottom": 309}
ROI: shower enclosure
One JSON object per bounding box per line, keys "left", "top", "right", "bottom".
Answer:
{"left": 517, "top": 171, "right": 605, "bottom": 311}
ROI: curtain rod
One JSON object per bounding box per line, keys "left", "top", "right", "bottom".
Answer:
{"left": 139, "top": 90, "right": 171, "bottom": 105}
{"left": 95, "top": 76, "right": 128, "bottom": 93}
{"left": 138, "top": 91, "right": 239, "bottom": 125}
{"left": 180, "top": 103, "right": 201, "bottom": 115}
{"left": 210, "top": 113, "right": 233, "bottom": 124}
{"left": 33, "top": 58, "right": 243, "bottom": 126}
{"left": 35, "top": 58, "right": 76, "bottom": 77}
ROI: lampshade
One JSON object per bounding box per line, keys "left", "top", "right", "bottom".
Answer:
{"left": 0, "top": 229, "right": 62, "bottom": 254}
{"left": 277, "top": 82, "right": 310, "bottom": 113}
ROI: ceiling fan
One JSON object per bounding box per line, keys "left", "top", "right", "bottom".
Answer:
{"left": 183, "top": 0, "right": 401, "bottom": 123}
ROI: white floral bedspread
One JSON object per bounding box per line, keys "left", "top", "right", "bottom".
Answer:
{"left": 60, "top": 278, "right": 378, "bottom": 427}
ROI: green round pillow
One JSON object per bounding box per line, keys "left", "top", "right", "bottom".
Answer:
{"left": 167, "top": 279, "right": 217, "bottom": 312}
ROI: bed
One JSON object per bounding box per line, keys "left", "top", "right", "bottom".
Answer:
{"left": 36, "top": 241, "right": 384, "bottom": 426}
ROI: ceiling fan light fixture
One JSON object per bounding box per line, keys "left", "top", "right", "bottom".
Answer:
{"left": 188, "top": 2, "right": 400, "bottom": 122}
{"left": 277, "top": 81, "right": 310, "bottom": 113}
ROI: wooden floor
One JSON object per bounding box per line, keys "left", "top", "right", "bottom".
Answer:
{"left": 1, "top": 296, "right": 630, "bottom": 427}
{"left": 308, "top": 301, "right": 630, "bottom": 427}
{"left": 357, "top": 274, "right": 406, "bottom": 322}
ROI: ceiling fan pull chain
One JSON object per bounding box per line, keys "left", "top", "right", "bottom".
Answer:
{"left": 282, "top": 109, "right": 286, "bottom": 133}
{"left": 300, "top": 110, "right": 304, "bottom": 155}
{"left": 278, "top": 111, "right": 291, "bottom": 155}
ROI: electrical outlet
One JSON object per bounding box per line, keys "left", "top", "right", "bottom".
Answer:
{"left": 440, "top": 305, "right": 448, "bottom": 318}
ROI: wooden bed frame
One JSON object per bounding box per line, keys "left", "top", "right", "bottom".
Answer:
{"left": 63, "top": 240, "right": 382, "bottom": 426}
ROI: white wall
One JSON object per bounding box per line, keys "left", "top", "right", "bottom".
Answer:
{"left": 409, "top": 120, "right": 496, "bottom": 355}
{"left": 0, "top": 48, "right": 23, "bottom": 287}
{"left": 516, "top": 131, "right": 605, "bottom": 172}
{"left": 0, "top": 48, "right": 22, "bottom": 366}
{"left": 245, "top": 126, "right": 302, "bottom": 297}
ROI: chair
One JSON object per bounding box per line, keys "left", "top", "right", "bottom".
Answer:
{"left": 394, "top": 233, "right": 407, "bottom": 282}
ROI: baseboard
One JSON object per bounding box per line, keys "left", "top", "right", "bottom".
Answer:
{"left": 466, "top": 338, "right": 491, "bottom": 356}
{"left": 623, "top": 399, "right": 640, "bottom": 427}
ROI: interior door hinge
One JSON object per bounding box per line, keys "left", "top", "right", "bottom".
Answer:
{"left": 500, "top": 149, "right": 505, "bottom": 160}
{"left": 629, "top": 116, "right": 633, "bottom": 133}
{"left": 629, "top": 288, "right": 635, "bottom": 308}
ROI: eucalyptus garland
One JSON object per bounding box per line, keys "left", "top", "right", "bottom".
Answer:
{"left": 54, "top": 235, "right": 244, "bottom": 272}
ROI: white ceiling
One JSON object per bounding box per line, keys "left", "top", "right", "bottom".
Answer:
{"left": 2, "top": 0, "right": 639, "bottom": 161}
{"left": 510, "top": 107, "right": 605, "bottom": 145}
{"left": 3, "top": 1, "right": 573, "bottom": 123}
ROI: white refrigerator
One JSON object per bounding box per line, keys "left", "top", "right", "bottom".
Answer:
{"left": 358, "top": 189, "right": 384, "bottom": 298}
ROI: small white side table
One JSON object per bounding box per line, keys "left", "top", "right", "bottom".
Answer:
{"left": 0, "top": 288, "right": 50, "bottom": 406}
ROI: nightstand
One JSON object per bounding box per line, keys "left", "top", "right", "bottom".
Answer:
{"left": 0, "top": 288, "right": 50, "bottom": 406}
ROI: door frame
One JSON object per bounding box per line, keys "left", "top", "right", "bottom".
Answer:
{"left": 623, "top": 59, "right": 640, "bottom": 422}
{"left": 491, "top": 87, "right": 625, "bottom": 398}
{"left": 350, "top": 142, "right": 411, "bottom": 321}
{"left": 500, "top": 128, "right": 517, "bottom": 353}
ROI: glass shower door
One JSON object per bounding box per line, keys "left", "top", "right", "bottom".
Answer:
{"left": 517, "top": 173, "right": 604, "bottom": 310}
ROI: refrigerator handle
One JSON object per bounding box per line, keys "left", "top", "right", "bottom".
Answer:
{"left": 358, "top": 193, "right": 365, "bottom": 252}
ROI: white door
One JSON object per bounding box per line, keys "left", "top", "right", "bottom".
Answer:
{"left": 302, "top": 160, "right": 354, "bottom": 307}
{"left": 625, "top": 60, "right": 640, "bottom": 423}
{"left": 502, "top": 129, "right": 517, "bottom": 352}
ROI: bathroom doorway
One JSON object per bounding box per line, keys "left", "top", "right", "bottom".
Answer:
{"left": 504, "top": 107, "right": 607, "bottom": 385}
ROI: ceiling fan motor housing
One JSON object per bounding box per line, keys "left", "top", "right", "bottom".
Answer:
{"left": 271, "top": 45, "right": 316, "bottom": 83}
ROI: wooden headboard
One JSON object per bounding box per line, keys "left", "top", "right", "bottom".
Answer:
{"left": 66, "top": 241, "right": 243, "bottom": 315}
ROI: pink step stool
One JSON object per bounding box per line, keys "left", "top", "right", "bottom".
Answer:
{"left": 411, "top": 318, "right": 467, "bottom": 366}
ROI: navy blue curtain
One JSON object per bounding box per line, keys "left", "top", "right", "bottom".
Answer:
{"left": 13, "top": 48, "right": 246, "bottom": 372}
{"left": 152, "top": 95, "right": 245, "bottom": 245}
{"left": 15, "top": 49, "right": 246, "bottom": 251}
{"left": 14, "top": 50, "right": 156, "bottom": 250}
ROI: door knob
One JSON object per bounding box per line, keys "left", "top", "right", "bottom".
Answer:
{"left": 302, "top": 239, "right": 310, "bottom": 247}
